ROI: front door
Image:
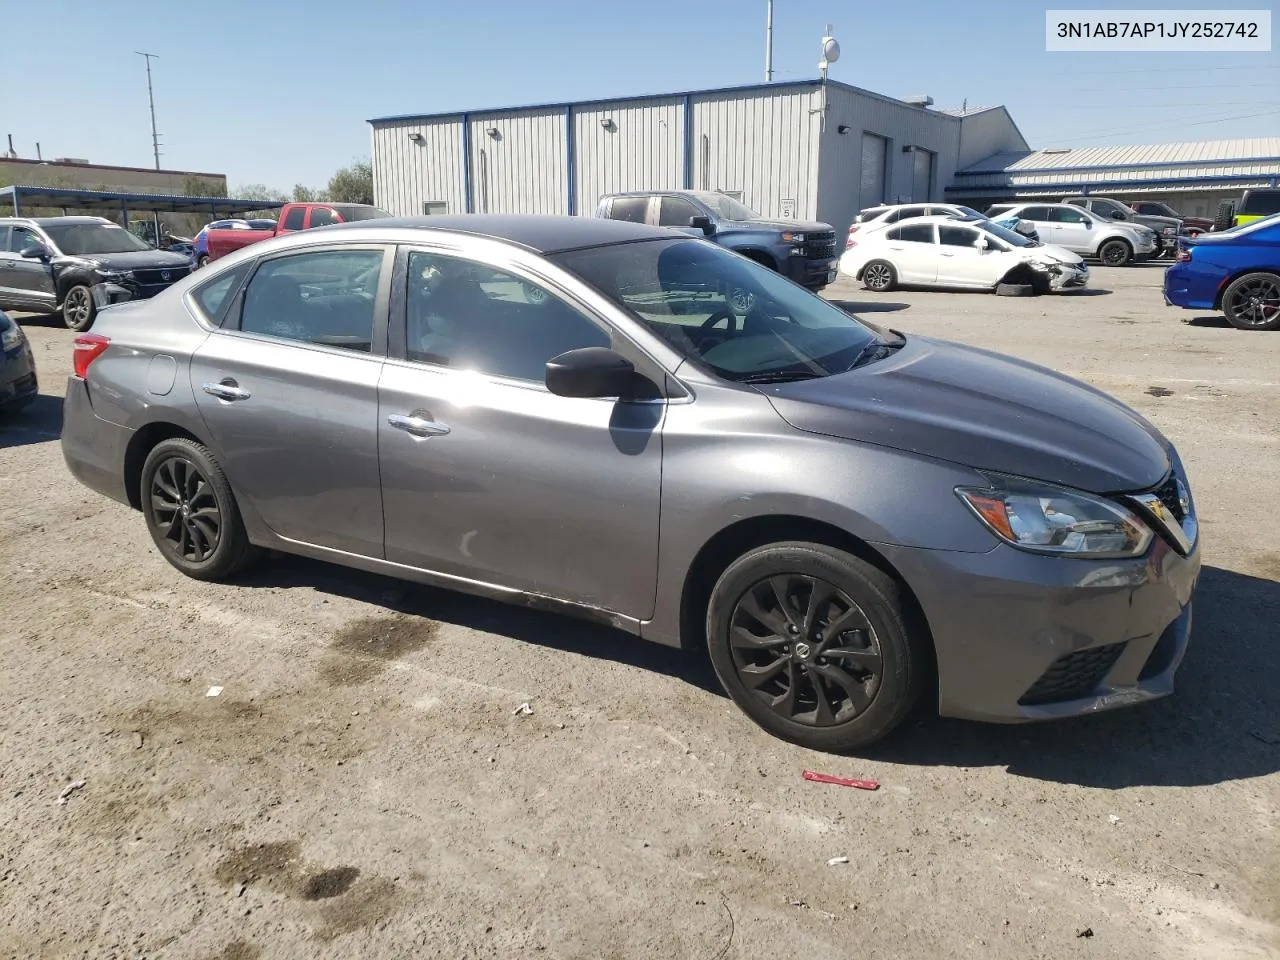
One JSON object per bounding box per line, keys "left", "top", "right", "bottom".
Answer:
{"left": 189, "top": 244, "right": 392, "bottom": 557}
{"left": 936, "top": 223, "right": 1007, "bottom": 288}
{"left": 0, "top": 225, "right": 57, "bottom": 310}
{"left": 377, "top": 248, "right": 664, "bottom": 619}
{"left": 1047, "top": 207, "right": 1096, "bottom": 253}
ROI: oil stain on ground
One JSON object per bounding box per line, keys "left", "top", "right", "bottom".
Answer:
{"left": 301, "top": 866, "right": 361, "bottom": 900}
{"left": 214, "top": 840, "right": 302, "bottom": 891}
{"left": 203, "top": 942, "right": 260, "bottom": 960}
{"left": 1146, "top": 385, "right": 1175, "bottom": 397}
{"left": 322, "top": 615, "right": 439, "bottom": 686}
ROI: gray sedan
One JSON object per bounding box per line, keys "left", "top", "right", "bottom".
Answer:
{"left": 61, "top": 215, "right": 1200, "bottom": 751}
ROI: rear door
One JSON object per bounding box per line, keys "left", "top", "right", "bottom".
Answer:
{"left": 189, "top": 243, "right": 392, "bottom": 558}
{"left": 883, "top": 222, "right": 938, "bottom": 284}
{"left": 601, "top": 196, "right": 652, "bottom": 224}
{"left": 1012, "top": 206, "right": 1055, "bottom": 244}
{"left": 377, "top": 246, "right": 664, "bottom": 618}
{"left": 306, "top": 206, "right": 340, "bottom": 229}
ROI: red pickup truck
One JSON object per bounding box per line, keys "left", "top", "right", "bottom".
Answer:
{"left": 204, "top": 202, "right": 393, "bottom": 263}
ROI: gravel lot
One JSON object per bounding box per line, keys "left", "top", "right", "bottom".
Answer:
{"left": 2, "top": 264, "right": 1278, "bottom": 959}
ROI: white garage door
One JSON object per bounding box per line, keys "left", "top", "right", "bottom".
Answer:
{"left": 860, "top": 134, "right": 888, "bottom": 211}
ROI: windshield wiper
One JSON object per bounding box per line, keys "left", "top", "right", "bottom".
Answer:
{"left": 846, "top": 338, "right": 906, "bottom": 371}
{"left": 738, "top": 369, "right": 826, "bottom": 384}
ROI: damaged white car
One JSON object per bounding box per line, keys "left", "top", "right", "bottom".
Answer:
{"left": 840, "top": 214, "right": 1088, "bottom": 296}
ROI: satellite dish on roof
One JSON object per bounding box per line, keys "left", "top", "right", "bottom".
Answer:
{"left": 822, "top": 36, "right": 841, "bottom": 64}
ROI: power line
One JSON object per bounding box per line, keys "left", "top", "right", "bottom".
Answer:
{"left": 1054, "top": 100, "right": 1280, "bottom": 109}
{"left": 1042, "top": 108, "right": 1280, "bottom": 145}
{"left": 1073, "top": 81, "right": 1279, "bottom": 92}
{"left": 1042, "top": 63, "right": 1280, "bottom": 78}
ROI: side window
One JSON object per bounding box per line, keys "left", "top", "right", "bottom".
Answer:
{"left": 281, "top": 207, "right": 306, "bottom": 231}
{"left": 191, "top": 262, "right": 252, "bottom": 324}
{"left": 901, "top": 206, "right": 928, "bottom": 220}
{"left": 893, "top": 223, "right": 935, "bottom": 243}
{"left": 0, "top": 227, "right": 10, "bottom": 252}
{"left": 657, "top": 196, "right": 702, "bottom": 227}
{"left": 7, "top": 227, "right": 39, "bottom": 253}
{"left": 1050, "top": 207, "right": 1088, "bottom": 224}
{"left": 939, "top": 226, "right": 979, "bottom": 247}
{"left": 405, "top": 251, "right": 610, "bottom": 382}
{"left": 606, "top": 197, "right": 649, "bottom": 223}
{"left": 238, "top": 248, "right": 383, "bottom": 351}
{"left": 1019, "top": 207, "right": 1051, "bottom": 222}
{"left": 308, "top": 206, "right": 338, "bottom": 228}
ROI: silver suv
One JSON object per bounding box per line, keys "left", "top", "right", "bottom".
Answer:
{"left": 986, "top": 203, "right": 1158, "bottom": 266}
{"left": 1061, "top": 196, "right": 1181, "bottom": 259}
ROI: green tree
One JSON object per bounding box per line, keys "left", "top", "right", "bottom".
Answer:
{"left": 326, "top": 161, "right": 374, "bottom": 205}
{"left": 231, "top": 183, "right": 288, "bottom": 203}
{"left": 183, "top": 175, "right": 227, "bottom": 198}
{"left": 292, "top": 183, "right": 328, "bottom": 203}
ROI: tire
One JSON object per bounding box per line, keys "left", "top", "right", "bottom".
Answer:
{"left": 862, "top": 260, "right": 896, "bottom": 292}
{"left": 706, "top": 542, "right": 925, "bottom": 752}
{"left": 61, "top": 284, "right": 97, "bottom": 331}
{"left": 1097, "top": 239, "right": 1133, "bottom": 267}
{"left": 197, "top": 255, "right": 210, "bottom": 269}
{"left": 1220, "top": 271, "right": 1280, "bottom": 331}
{"left": 1213, "top": 202, "right": 1235, "bottom": 232}
{"left": 995, "top": 282, "right": 1036, "bottom": 297}
{"left": 140, "top": 438, "right": 259, "bottom": 581}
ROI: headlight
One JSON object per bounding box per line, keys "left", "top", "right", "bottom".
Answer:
{"left": 0, "top": 319, "right": 24, "bottom": 351}
{"left": 956, "top": 475, "right": 1153, "bottom": 558}
{"left": 95, "top": 267, "right": 134, "bottom": 281}
{"left": 781, "top": 232, "right": 806, "bottom": 243}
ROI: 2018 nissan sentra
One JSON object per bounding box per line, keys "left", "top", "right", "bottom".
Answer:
{"left": 61, "top": 216, "right": 1200, "bottom": 751}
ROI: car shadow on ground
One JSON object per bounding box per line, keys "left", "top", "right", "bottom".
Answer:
{"left": 1182, "top": 314, "right": 1232, "bottom": 328}
{"left": 0, "top": 394, "right": 63, "bottom": 448}
{"left": 1064, "top": 288, "right": 1113, "bottom": 297}
{"left": 828, "top": 299, "right": 912, "bottom": 314}
{"left": 237, "top": 554, "right": 726, "bottom": 697}
{"left": 870, "top": 565, "right": 1280, "bottom": 788}
{"left": 11, "top": 311, "right": 63, "bottom": 329}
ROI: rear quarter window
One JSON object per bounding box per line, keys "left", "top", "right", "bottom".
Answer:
{"left": 190, "top": 262, "right": 252, "bottom": 325}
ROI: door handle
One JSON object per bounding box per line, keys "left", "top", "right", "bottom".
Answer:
{"left": 201, "top": 380, "right": 251, "bottom": 402}
{"left": 940, "top": 252, "right": 955, "bottom": 257}
{"left": 388, "top": 413, "right": 450, "bottom": 438}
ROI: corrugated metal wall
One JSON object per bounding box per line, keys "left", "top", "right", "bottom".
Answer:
{"left": 469, "top": 109, "right": 567, "bottom": 215}
{"left": 572, "top": 98, "right": 684, "bottom": 215}
{"left": 689, "top": 89, "right": 822, "bottom": 221}
{"left": 815, "top": 87, "right": 963, "bottom": 238}
{"left": 370, "top": 117, "right": 466, "bottom": 216}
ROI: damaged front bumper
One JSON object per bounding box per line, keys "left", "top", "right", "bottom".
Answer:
{"left": 1032, "top": 260, "right": 1090, "bottom": 292}
{"left": 90, "top": 282, "right": 135, "bottom": 309}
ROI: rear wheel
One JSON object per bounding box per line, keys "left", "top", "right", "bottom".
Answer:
{"left": 1221, "top": 272, "right": 1280, "bottom": 331}
{"left": 1098, "top": 239, "right": 1133, "bottom": 267}
{"left": 197, "top": 254, "right": 211, "bottom": 269}
{"left": 141, "top": 438, "right": 258, "bottom": 580}
{"left": 862, "top": 260, "right": 896, "bottom": 292}
{"left": 62, "top": 285, "right": 96, "bottom": 331}
{"left": 706, "top": 542, "right": 925, "bottom": 752}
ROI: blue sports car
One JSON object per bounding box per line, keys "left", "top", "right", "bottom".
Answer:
{"left": 1164, "top": 213, "right": 1280, "bottom": 330}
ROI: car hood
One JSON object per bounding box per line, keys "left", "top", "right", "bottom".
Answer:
{"left": 1134, "top": 214, "right": 1181, "bottom": 229}
{"left": 762, "top": 335, "right": 1171, "bottom": 493}
{"left": 727, "top": 218, "right": 832, "bottom": 233}
{"left": 76, "top": 250, "right": 192, "bottom": 271}
{"left": 1024, "top": 244, "right": 1084, "bottom": 266}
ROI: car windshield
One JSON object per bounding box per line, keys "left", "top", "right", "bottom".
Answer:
{"left": 979, "top": 219, "right": 1035, "bottom": 247}
{"left": 552, "top": 238, "right": 889, "bottom": 383}
{"left": 43, "top": 223, "right": 154, "bottom": 255}
{"left": 688, "top": 193, "right": 761, "bottom": 221}
{"left": 333, "top": 205, "right": 393, "bottom": 222}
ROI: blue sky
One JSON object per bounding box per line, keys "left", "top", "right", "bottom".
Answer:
{"left": 6, "top": 0, "right": 1278, "bottom": 190}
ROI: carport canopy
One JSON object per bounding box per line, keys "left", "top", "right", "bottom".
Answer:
{"left": 0, "top": 185, "right": 284, "bottom": 223}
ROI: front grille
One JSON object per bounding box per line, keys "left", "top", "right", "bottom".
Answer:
{"left": 133, "top": 266, "right": 189, "bottom": 287}
{"left": 1153, "top": 473, "right": 1186, "bottom": 524}
{"left": 804, "top": 231, "right": 837, "bottom": 260}
{"left": 1018, "top": 643, "right": 1126, "bottom": 706}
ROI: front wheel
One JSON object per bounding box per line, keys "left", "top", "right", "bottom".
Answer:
{"left": 1221, "top": 271, "right": 1280, "bottom": 331}
{"left": 141, "top": 438, "right": 259, "bottom": 580}
{"left": 1098, "top": 239, "right": 1133, "bottom": 267}
{"left": 706, "top": 542, "right": 925, "bottom": 752}
{"left": 197, "top": 254, "right": 211, "bottom": 269}
{"left": 62, "top": 285, "right": 97, "bottom": 331}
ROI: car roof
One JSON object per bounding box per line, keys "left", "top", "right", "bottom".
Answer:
{"left": 0, "top": 215, "right": 112, "bottom": 226}
{"left": 323, "top": 213, "right": 675, "bottom": 253}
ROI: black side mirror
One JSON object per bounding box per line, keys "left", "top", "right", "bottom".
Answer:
{"left": 546, "top": 347, "right": 654, "bottom": 399}
{"left": 19, "top": 244, "right": 49, "bottom": 260}
{"left": 689, "top": 215, "right": 716, "bottom": 236}
{"left": 1109, "top": 211, "right": 1125, "bottom": 220}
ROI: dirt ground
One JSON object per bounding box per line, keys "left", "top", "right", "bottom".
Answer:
{"left": 2, "top": 264, "right": 1278, "bottom": 959}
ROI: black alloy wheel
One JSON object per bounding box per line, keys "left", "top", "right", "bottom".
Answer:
{"left": 62, "top": 285, "right": 96, "bottom": 331}
{"left": 728, "top": 574, "right": 883, "bottom": 726}
{"left": 1098, "top": 240, "right": 1132, "bottom": 267}
{"left": 1222, "top": 272, "right": 1280, "bottom": 331}
{"left": 150, "top": 455, "right": 222, "bottom": 563}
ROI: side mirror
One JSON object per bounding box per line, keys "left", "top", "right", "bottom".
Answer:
{"left": 546, "top": 347, "right": 653, "bottom": 400}
{"left": 1109, "top": 211, "right": 1125, "bottom": 220}
{"left": 19, "top": 244, "right": 49, "bottom": 260}
{"left": 689, "top": 215, "right": 716, "bottom": 236}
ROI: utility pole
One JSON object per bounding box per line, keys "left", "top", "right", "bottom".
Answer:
{"left": 765, "top": 0, "right": 774, "bottom": 82}
{"left": 136, "top": 51, "right": 161, "bottom": 170}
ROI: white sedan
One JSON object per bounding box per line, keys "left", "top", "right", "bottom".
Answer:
{"left": 840, "top": 215, "right": 1089, "bottom": 295}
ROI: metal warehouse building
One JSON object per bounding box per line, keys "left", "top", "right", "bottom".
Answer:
{"left": 368, "top": 80, "right": 1028, "bottom": 236}
{"left": 946, "top": 138, "right": 1280, "bottom": 218}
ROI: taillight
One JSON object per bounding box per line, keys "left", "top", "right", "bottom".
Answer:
{"left": 845, "top": 226, "right": 859, "bottom": 249}
{"left": 1176, "top": 248, "right": 1191, "bottom": 263}
{"left": 73, "top": 333, "right": 110, "bottom": 378}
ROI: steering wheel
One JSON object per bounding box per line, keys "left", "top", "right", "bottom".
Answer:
{"left": 698, "top": 307, "right": 738, "bottom": 335}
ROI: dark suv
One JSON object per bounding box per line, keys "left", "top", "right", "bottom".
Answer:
{"left": 0, "top": 216, "right": 192, "bottom": 331}
{"left": 595, "top": 191, "right": 839, "bottom": 298}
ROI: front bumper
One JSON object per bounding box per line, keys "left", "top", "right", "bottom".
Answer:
{"left": 0, "top": 343, "right": 39, "bottom": 408}
{"left": 879, "top": 524, "right": 1200, "bottom": 723}
{"left": 786, "top": 257, "right": 839, "bottom": 290}
{"left": 1046, "top": 262, "right": 1089, "bottom": 291}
